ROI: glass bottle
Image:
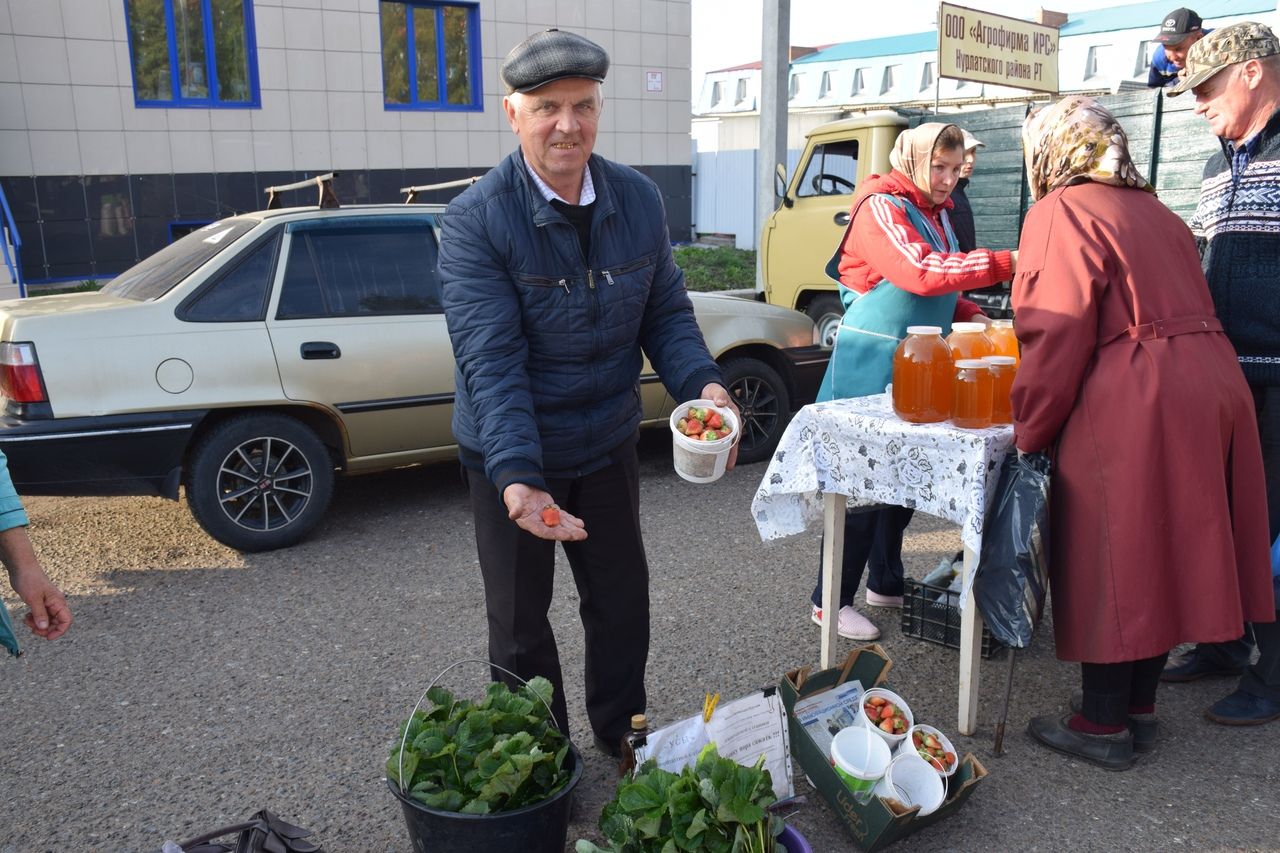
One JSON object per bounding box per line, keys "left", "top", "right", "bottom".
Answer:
{"left": 946, "top": 322, "right": 997, "bottom": 360}
{"left": 983, "top": 355, "right": 1017, "bottom": 425}
{"left": 951, "top": 359, "right": 994, "bottom": 429}
{"left": 892, "top": 325, "right": 953, "bottom": 423}
{"left": 618, "top": 713, "right": 649, "bottom": 778}
{"left": 987, "top": 319, "right": 1020, "bottom": 364}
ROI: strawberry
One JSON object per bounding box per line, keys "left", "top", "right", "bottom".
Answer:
{"left": 702, "top": 429, "right": 720, "bottom": 441}
{"left": 868, "top": 696, "right": 887, "bottom": 707}
{"left": 894, "top": 718, "right": 908, "bottom": 733}
{"left": 925, "top": 735, "right": 940, "bottom": 750}
{"left": 540, "top": 505, "right": 561, "bottom": 526}
{"left": 879, "top": 719, "right": 895, "bottom": 733}
{"left": 685, "top": 418, "right": 704, "bottom": 436}
{"left": 944, "top": 752, "right": 956, "bottom": 766}
{"left": 706, "top": 411, "right": 724, "bottom": 430}
{"left": 677, "top": 418, "right": 688, "bottom": 434}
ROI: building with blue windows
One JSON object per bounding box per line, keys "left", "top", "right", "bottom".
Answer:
{"left": 0, "top": 0, "right": 693, "bottom": 291}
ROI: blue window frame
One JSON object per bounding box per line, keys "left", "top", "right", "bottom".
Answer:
{"left": 379, "top": 1, "right": 482, "bottom": 111}
{"left": 124, "top": 0, "right": 261, "bottom": 108}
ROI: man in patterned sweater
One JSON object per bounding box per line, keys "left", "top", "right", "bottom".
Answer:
{"left": 1165, "top": 22, "right": 1280, "bottom": 725}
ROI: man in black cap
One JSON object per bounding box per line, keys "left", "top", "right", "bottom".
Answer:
{"left": 439, "top": 29, "right": 738, "bottom": 754}
{"left": 1148, "top": 8, "right": 1210, "bottom": 88}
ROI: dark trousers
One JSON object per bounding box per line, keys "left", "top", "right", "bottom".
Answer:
{"left": 810, "top": 506, "right": 914, "bottom": 608}
{"left": 1192, "top": 386, "right": 1280, "bottom": 699}
{"left": 1080, "top": 654, "right": 1169, "bottom": 726}
{"left": 465, "top": 454, "right": 649, "bottom": 744}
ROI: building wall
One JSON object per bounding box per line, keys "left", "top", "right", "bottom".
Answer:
{"left": 0, "top": 0, "right": 693, "bottom": 282}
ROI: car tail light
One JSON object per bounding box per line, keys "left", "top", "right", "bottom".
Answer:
{"left": 0, "top": 342, "right": 47, "bottom": 403}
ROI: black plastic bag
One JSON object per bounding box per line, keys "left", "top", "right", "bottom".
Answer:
{"left": 153, "top": 810, "right": 323, "bottom": 853}
{"left": 973, "top": 449, "right": 1051, "bottom": 649}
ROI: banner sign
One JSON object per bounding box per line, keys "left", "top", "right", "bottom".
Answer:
{"left": 937, "top": 2, "right": 1060, "bottom": 94}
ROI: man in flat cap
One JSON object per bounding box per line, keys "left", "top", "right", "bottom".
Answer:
{"left": 1148, "top": 7, "right": 1211, "bottom": 88}
{"left": 439, "top": 29, "right": 738, "bottom": 753}
{"left": 1163, "top": 22, "right": 1280, "bottom": 726}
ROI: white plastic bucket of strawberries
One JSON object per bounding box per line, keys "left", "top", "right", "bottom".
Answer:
{"left": 669, "top": 399, "right": 739, "bottom": 484}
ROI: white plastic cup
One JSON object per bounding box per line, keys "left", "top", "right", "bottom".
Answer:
{"left": 873, "top": 752, "right": 947, "bottom": 816}
{"left": 856, "top": 687, "right": 914, "bottom": 750}
{"left": 669, "top": 399, "right": 739, "bottom": 484}
{"left": 899, "top": 723, "right": 959, "bottom": 777}
{"left": 830, "top": 725, "right": 892, "bottom": 804}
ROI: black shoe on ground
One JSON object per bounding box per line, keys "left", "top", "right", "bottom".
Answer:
{"left": 1068, "top": 691, "right": 1158, "bottom": 753}
{"left": 593, "top": 733, "right": 622, "bottom": 759}
{"left": 1160, "top": 651, "right": 1245, "bottom": 683}
{"left": 1027, "top": 714, "right": 1134, "bottom": 771}
{"left": 1204, "top": 689, "right": 1280, "bottom": 726}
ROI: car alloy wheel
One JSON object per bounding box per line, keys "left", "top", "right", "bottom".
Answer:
{"left": 186, "top": 413, "right": 335, "bottom": 552}
{"left": 721, "top": 357, "right": 791, "bottom": 465}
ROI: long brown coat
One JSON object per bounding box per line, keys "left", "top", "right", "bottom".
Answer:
{"left": 1010, "top": 182, "right": 1275, "bottom": 663}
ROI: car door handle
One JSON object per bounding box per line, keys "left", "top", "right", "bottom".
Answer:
{"left": 834, "top": 211, "right": 850, "bottom": 226}
{"left": 300, "top": 341, "right": 341, "bottom": 360}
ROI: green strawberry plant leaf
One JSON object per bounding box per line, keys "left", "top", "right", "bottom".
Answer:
{"left": 386, "top": 676, "right": 571, "bottom": 814}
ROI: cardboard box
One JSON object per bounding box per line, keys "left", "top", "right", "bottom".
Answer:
{"left": 780, "top": 646, "right": 987, "bottom": 851}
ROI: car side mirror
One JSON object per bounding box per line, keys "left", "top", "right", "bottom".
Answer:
{"left": 774, "top": 164, "right": 792, "bottom": 208}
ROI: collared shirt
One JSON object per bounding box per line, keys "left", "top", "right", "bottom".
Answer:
{"left": 1227, "top": 132, "right": 1262, "bottom": 183}
{"left": 525, "top": 161, "right": 596, "bottom": 206}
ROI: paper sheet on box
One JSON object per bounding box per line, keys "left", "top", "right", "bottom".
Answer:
{"left": 633, "top": 690, "right": 794, "bottom": 799}
{"left": 792, "top": 679, "right": 865, "bottom": 760}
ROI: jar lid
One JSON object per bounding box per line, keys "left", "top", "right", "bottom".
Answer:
{"left": 983, "top": 355, "right": 1016, "bottom": 365}
{"left": 991, "top": 319, "right": 1014, "bottom": 328}
{"left": 906, "top": 325, "right": 943, "bottom": 335}
{"left": 954, "top": 359, "right": 990, "bottom": 369}
{"left": 950, "top": 322, "right": 986, "bottom": 333}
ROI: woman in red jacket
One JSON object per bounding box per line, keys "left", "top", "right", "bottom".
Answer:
{"left": 810, "top": 123, "right": 1014, "bottom": 641}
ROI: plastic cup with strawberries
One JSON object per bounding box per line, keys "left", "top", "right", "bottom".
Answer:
{"left": 900, "top": 723, "right": 958, "bottom": 777}
{"left": 856, "top": 687, "right": 914, "bottom": 750}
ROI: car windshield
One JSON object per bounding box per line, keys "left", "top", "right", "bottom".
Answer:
{"left": 102, "top": 219, "right": 260, "bottom": 301}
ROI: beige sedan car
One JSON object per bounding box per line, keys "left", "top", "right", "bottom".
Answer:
{"left": 0, "top": 205, "right": 826, "bottom": 551}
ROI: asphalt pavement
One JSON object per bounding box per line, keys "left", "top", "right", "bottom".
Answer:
{"left": 2, "top": 431, "right": 1277, "bottom": 852}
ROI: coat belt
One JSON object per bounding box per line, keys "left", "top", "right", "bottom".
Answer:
{"left": 1099, "top": 315, "right": 1223, "bottom": 346}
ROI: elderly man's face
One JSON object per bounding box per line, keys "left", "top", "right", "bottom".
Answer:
{"left": 504, "top": 77, "right": 602, "bottom": 197}
{"left": 1165, "top": 30, "right": 1204, "bottom": 68}
{"left": 1192, "top": 61, "right": 1262, "bottom": 144}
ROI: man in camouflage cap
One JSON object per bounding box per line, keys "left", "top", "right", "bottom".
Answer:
{"left": 1162, "top": 22, "right": 1280, "bottom": 726}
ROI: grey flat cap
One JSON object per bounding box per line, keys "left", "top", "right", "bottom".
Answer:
{"left": 500, "top": 29, "right": 609, "bottom": 94}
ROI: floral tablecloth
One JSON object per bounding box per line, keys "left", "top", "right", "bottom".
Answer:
{"left": 751, "top": 393, "right": 1015, "bottom": 602}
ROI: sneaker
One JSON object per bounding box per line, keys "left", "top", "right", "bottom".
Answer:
{"left": 811, "top": 604, "right": 881, "bottom": 641}
{"left": 865, "top": 590, "right": 905, "bottom": 609}
{"left": 1203, "top": 689, "right": 1280, "bottom": 726}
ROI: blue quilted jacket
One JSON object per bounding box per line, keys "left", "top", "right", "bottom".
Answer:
{"left": 440, "top": 151, "right": 721, "bottom": 494}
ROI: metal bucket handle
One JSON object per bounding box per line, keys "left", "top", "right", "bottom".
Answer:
{"left": 396, "top": 658, "right": 562, "bottom": 795}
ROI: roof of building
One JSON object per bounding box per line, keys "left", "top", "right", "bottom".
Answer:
{"left": 774, "top": 0, "right": 1276, "bottom": 67}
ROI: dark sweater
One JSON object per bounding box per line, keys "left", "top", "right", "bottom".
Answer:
{"left": 1190, "top": 107, "right": 1280, "bottom": 386}
{"left": 949, "top": 178, "right": 977, "bottom": 252}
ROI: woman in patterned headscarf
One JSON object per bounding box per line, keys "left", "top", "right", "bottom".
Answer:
{"left": 808, "top": 123, "right": 1015, "bottom": 643}
{"left": 1011, "top": 96, "right": 1273, "bottom": 769}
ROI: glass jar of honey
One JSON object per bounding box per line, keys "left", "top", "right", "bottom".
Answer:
{"left": 946, "top": 322, "right": 997, "bottom": 360}
{"left": 892, "top": 325, "right": 953, "bottom": 423}
{"left": 987, "top": 319, "right": 1019, "bottom": 363}
{"left": 951, "top": 359, "right": 994, "bottom": 429}
{"left": 983, "top": 355, "right": 1017, "bottom": 425}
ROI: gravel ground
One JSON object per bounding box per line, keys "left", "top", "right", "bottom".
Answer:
{"left": 2, "top": 432, "right": 1277, "bottom": 852}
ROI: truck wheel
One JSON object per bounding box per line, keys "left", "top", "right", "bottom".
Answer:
{"left": 807, "top": 294, "right": 843, "bottom": 349}
{"left": 722, "top": 357, "right": 791, "bottom": 465}
{"left": 186, "top": 414, "right": 335, "bottom": 552}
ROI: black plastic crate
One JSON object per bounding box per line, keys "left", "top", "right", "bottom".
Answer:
{"left": 901, "top": 578, "right": 1002, "bottom": 659}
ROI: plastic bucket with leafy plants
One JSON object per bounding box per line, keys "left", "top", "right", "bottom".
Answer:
{"left": 386, "top": 660, "right": 582, "bottom": 853}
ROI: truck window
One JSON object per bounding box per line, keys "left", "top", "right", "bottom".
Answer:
{"left": 796, "top": 141, "right": 859, "bottom": 198}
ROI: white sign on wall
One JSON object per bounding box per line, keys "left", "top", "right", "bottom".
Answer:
{"left": 645, "top": 71, "right": 664, "bottom": 93}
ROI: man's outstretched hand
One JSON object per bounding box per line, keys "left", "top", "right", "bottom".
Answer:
{"left": 503, "top": 484, "right": 588, "bottom": 541}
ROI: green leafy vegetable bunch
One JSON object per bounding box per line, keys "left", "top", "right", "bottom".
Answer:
{"left": 577, "top": 743, "right": 783, "bottom": 853}
{"left": 386, "top": 676, "right": 572, "bottom": 815}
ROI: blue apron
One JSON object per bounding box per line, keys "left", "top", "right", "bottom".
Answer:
{"left": 816, "top": 194, "right": 959, "bottom": 402}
